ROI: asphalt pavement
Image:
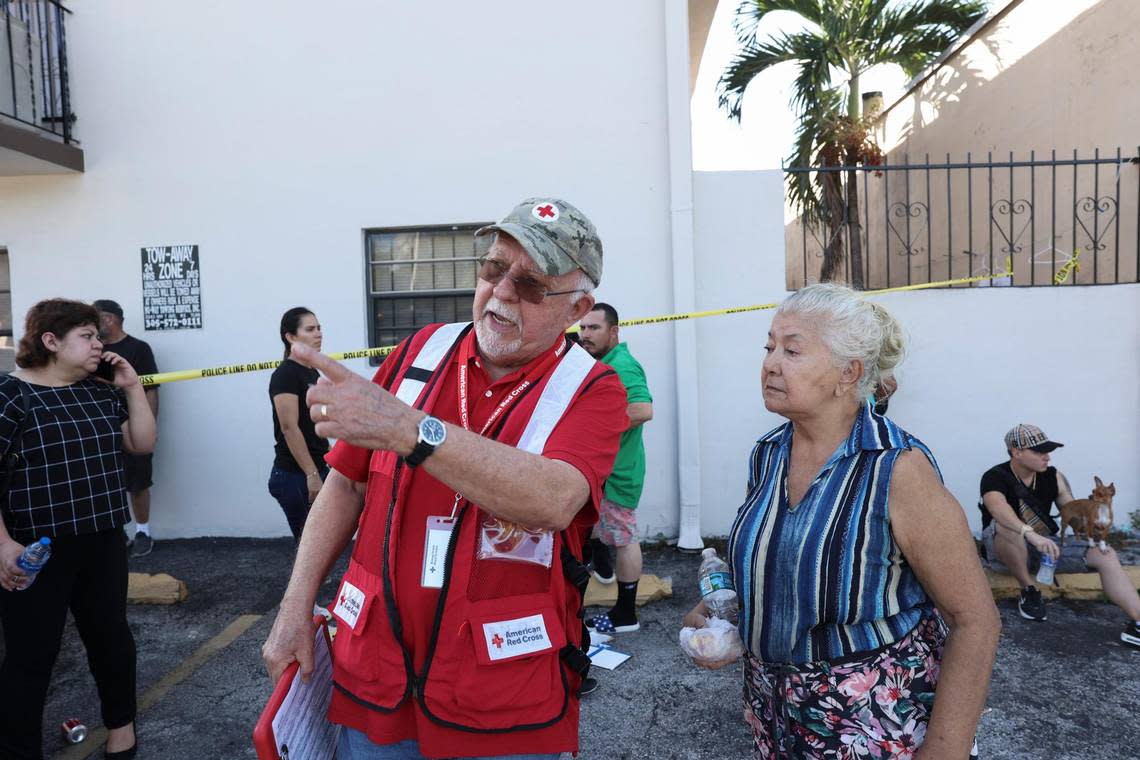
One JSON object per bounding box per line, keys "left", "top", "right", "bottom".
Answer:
{"left": 10, "top": 539, "right": 1139, "bottom": 759}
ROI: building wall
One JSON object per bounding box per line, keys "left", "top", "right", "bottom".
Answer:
{"left": 691, "top": 170, "right": 788, "bottom": 535}
{"left": 879, "top": 0, "right": 1139, "bottom": 159}
{"left": 0, "top": 0, "right": 684, "bottom": 537}
{"left": 2, "top": 2, "right": 1134, "bottom": 540}
{"left": 785, "top": 0, "right": 1140, "bottom": 289}
{"left": 872, "top": 283, "right": 1139, "bottom": 534}
{"left": 695, "top": 1, "right": 1140, "bottom": 536}
{"left": 691, "top": 280, "right": 1140, "bottom": 536}
{"left": 870, "top": 0, "right": 1140, "bottom": 288}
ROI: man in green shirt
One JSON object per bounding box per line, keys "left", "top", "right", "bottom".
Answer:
{"left": 578, "top": 303, "right": 653, "bottom": 633}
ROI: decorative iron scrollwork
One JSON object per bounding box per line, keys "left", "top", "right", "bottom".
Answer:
{"left": 990, "top": 199, "right": 1033, "bottom": 255}
{"left": 887, "top": 201, "right": 928, "bottom": 257}
{"left": 1074, "top": 196, "right": 1117, "bottom": 255}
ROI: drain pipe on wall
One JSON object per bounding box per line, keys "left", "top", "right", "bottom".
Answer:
{"left": 663, "top": 0, "right": 703, "bottom": 552}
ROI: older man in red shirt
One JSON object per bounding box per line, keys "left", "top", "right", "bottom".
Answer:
{"left": 263, "top": 198, "right": 627, "bottom": 759}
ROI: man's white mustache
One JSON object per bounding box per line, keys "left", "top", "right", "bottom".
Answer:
{"left": 482, "top": 298, "right": 521, "bottom": 325}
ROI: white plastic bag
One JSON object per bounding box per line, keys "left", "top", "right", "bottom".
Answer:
{"left": 679, "top": 616, "right": 744, "bottom": 665}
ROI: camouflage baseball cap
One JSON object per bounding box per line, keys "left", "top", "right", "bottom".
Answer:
{"left": 475, "top": 198, "right": 603, "bottom": 287}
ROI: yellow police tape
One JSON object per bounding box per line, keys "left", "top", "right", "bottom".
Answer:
{"left": 138, "top": 269, "right": 1012, "bottom": 387}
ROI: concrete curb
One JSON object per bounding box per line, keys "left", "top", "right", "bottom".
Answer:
{"left": 986, "top": 565, "right": 1140, "bottom": 601}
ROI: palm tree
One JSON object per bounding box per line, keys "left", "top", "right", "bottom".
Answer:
{"left": 719, "top": 0, "right": 987, "bottom": 288}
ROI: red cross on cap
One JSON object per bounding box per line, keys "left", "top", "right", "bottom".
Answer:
{"left": 531, "top": 202, "right": 559, "bottom": 222}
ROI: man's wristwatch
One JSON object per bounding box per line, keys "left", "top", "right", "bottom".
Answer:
{"left": 406, "top": 415, "right": 446, "bottom": 467}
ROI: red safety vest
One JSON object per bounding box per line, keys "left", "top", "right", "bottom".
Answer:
{"left": 330, "top": 322, "right": 599, "bottom": 733}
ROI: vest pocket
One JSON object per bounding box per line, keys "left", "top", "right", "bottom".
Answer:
{"left": 331, "top": 559, "right": 408, "bottom": 707}
{"left": 424, "top": 599, "right": 568, "bottom": 729}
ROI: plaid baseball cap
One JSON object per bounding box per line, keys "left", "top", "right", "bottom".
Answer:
{"left": 1004, "top": 424, "right": 1064, "bottom": 452}
{"left": 475, "top": 198, "right": 603, "bottom": 287}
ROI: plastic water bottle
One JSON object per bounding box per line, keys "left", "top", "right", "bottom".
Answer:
{"left": 15, "top": 537, "right": 52, "bottom": 591}
{"left": 697, "top": 547, "right": 738, "bottom": 624}
{"left": 1035, "top": 552, "right": 1056, "bottom": 587}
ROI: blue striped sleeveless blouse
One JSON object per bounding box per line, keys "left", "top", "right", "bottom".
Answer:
{"left": 727, "top": 403, "right": 940, "bottom": 664}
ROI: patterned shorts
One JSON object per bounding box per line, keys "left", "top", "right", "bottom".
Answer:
{"left": 742, "top": 613, "right": 948, "bottom": 760}
{"left": 595, "top": 498, "right": 638, "bottom": 547}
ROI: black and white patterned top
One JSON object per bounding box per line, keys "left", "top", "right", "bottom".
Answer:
{"left": 0, "top": 375, "right": 131, "bottom": 541}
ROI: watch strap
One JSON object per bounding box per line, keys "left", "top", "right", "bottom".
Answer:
{"left": 405, "top": 439, "right": 434, "bottom": 468}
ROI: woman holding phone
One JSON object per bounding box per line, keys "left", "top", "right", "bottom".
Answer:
{"left": 0, "top": 298, "right": 156, "bottom": 759}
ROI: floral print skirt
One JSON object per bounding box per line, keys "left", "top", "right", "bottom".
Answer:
{"left": 742, "top": 612, "right": 948, "bottom": 760}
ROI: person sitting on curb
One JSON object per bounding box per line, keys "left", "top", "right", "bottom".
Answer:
{"left": 980, "top": 423, "right": 1140, "bottom": 648}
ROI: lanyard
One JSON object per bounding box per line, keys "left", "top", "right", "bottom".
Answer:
{"left": 457, "top": 363, "right": 530, "bottom": 437}
{"left": 455, "top": 336, "right": 565, "bottom": 437}
{"left": 448, "top": 336, "right": 566, "bottom": 519}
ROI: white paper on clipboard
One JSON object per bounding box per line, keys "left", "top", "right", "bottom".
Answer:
{"left": 269, "top": 625, "right": 341, "bottom": 759}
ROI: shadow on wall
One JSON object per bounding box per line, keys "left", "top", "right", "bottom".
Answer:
{"left": 783, "top": 0, "right": 1140, "bottom": 290}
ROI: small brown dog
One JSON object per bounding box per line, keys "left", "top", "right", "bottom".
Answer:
{"left": 1058, "top": 476, "right": 1115, "bottom": 550}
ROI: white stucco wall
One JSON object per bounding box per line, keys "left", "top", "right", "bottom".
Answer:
{"left": 690, "top": 170, "right": 788, "bottom": 537}
{"left": 690, "top": 277, "right": 1140, "bottom": 536}
{"left": 0, "top": 0, "right": 683, "bottom": 537}
{"left": 873, "top": 283, "right": 1139, "bottom": 534}
{"left": 2, "top": 3, "right": 1136, "bottom": 542}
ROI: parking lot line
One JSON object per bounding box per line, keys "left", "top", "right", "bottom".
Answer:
{"left": 52, "top": 613, "right": 263, "bottom": 760}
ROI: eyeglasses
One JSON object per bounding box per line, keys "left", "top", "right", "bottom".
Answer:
{"left": 476, "top": 256, "right": 586, "bottom": 305}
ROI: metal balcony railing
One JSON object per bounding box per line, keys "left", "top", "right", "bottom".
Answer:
{"left": 1, "top": 0, "right": 74, "bottom": 143}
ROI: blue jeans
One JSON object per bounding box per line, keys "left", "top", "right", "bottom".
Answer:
{"left": 336, "top": 728, "right": 560, "bottom": 759}
{"left": 267, "top": 464, "right": 328, "bottom": 543}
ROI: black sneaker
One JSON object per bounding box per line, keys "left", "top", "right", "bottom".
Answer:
{"left": 1121, "top": 620, "right": 1140, "bottom": 649}
{"left": 590, "top": 540, "right": 615, "bottom": 585}
{"left": 130, "top": 533, "right": 154, "bottom": 558}
{"left": 1018, "top": 585, "right": 1046, "bottom": 622}
{"left": 577, "top": 677, "right": 599, "bottom": 697}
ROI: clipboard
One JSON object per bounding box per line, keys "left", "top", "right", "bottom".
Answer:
{"left": 253, "top": 617, "right": 340, "bottom": 760}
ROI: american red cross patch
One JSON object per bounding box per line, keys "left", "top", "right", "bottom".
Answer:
{"left": 332, "top": 581, "right": 365, "bottom": 631}
{"left": 531, "top": 202, "right": 559, "bottom": 222}
{"left": 482, "top": 613, "right": 553, "bottom": 662}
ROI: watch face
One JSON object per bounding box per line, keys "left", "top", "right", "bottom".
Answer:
{"left": 420, "top": 417, "right": 446, "bottom": 446}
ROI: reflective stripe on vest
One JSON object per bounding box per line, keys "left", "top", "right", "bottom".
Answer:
{"left": 392, "top": 322, "right": 470, "bottom": 406}
{"left": 516, "top": 343, "right": 594, "bottom": 454}
{"left": 392, "top": 323, "right": 595, "bottom": 451}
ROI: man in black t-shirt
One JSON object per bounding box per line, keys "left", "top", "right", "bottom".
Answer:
{"left": 95, "top": 299, "right": 160, "bottom": 557}
{"left": 979, "top": 423, "right": 1139, "bottom": 648}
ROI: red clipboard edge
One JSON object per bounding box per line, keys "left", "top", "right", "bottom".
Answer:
{"left": 252, "top": 617, "right": 334, "bottom": 760}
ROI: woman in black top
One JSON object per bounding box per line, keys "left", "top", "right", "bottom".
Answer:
{"left": 0, "top": 299, "right": 156, "bottom": 760}
{"left": 268, "top": 307, "right": 329, "bottom": 543}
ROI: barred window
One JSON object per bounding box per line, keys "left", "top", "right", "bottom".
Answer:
{"left": 365, "top": 225, "right": 491, "bottom": 359}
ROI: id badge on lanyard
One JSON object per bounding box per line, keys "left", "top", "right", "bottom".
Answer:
{"left": 422, "top": 494, "right": 461, "bottom": 589}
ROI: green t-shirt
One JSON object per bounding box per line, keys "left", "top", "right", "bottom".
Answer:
{"left": 600, "top": 342, "right": 652, "bottom": 509}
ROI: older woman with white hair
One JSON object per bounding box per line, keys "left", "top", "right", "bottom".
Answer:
{"left": 684, "top": 284, "right": 1000, "bottom": 759}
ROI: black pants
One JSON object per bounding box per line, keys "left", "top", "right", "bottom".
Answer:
{"left": 0, "top": 530, "right": 137, "bottom": 760}
{"left": 268, "top": 464, "right": 329, "bottom": 543}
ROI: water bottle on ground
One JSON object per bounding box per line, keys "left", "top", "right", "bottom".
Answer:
{"left": 15, "top": 537, "right": 52, "bottom": 591}
{"left": 1035, "top": 552, "right": 1056, "bottom": 586}
{"left": 697, "top": 547, "right": 738, "bottom": 624}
